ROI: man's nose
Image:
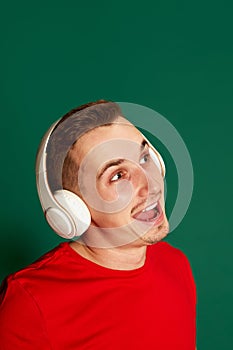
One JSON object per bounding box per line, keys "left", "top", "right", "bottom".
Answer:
{"left": 134, "top": 167, "right": 149, "bottom": 198}
{"left": 135, "top": 167, "right": 160, "bottom": 198}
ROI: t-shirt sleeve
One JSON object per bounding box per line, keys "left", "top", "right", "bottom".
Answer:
{"left": 0, "top": 277, "right": 51, "bottom": 350}
{"left": 179, "top": 250, "right": 197, "bottom": 315}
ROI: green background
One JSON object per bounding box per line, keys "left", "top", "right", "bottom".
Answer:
{"left": 1, "top": 1, "right": 232, "bottom": 349}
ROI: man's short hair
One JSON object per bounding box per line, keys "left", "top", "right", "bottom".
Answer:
{"left": 46, "top": 100, "right": 123, "bottom": 192}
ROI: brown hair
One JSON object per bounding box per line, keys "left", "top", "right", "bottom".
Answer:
{"left": 46, "top": 100, "right": 123, "bottom": 192}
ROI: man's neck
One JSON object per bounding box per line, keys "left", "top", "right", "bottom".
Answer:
{"left": 69, "top": 241, "right": 147, "bottom": 271}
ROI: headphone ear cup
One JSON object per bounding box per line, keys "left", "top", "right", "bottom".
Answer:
{"left": 48, "top": 189, "right": 91, "bottom": 239}
{"left": 149, "top": 147, "right": 166, "bottom": 178}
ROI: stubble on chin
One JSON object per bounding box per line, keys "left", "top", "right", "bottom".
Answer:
{"left": 139, "top": 220, "right": 170, "bottom": 245}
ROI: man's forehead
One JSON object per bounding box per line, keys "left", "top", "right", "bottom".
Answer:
{"left": 72, "top": 120, "right": 144, "bottom": 164}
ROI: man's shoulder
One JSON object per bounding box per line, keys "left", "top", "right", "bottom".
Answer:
{"left": 148, "top": 241, "right": 190, "bottom": 265}
{"left": 3, "top": 242, "right": 69, "bottom": 287}
{"left": 150, "top": 240, "right": 186, "bottom": 255}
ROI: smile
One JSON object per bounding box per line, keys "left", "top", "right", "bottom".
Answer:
{"left": 132, "top": 201, "right": 164, "bottom": 226}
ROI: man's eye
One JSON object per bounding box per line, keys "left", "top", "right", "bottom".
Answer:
{"left": 139, "top": 153, "right": 150, "bottom": 165}
{"left": 110, "top": 172, "right": 123, "bottom": 182}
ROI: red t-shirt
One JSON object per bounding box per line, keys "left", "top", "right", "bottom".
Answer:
{"left": 0, "top": 242, "right": 196, "bottom": 349}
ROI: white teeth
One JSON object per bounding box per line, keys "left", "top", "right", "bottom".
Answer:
{"left": 142, "top": 202, "right": 158, "bottom": 212}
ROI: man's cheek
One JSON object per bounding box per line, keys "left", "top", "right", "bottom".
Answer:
{"left": 96, "top": 182, "right": 117, "bottom": 201}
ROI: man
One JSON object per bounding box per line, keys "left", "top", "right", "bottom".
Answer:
{"left": 0, "top": 100, "right": 196, "bottom": 349}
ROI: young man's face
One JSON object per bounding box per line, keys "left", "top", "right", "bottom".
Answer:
{"left": 68, "top": 117, "right": 169, "bottom": 247}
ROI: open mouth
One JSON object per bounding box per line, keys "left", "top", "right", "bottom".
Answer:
{"left": 132, "top": 201, "right": 164, "bottom": 226}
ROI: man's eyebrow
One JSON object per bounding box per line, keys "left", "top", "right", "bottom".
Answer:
{"left": 141, "top": 139, "right": 149, "bottom": 151}
{"left": 97, "top": 139, "right": 149, "bottom": 180}
{"left": 97, "top": 159, "right": 125, "bottom": 180}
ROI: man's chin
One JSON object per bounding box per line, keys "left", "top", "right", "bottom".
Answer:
{"left": 139, "top": 220, "right": 170, "bottom": 245}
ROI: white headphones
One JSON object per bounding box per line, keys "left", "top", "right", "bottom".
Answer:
{"left": 36, "top": 117, "right": 166, "bottom": 240}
